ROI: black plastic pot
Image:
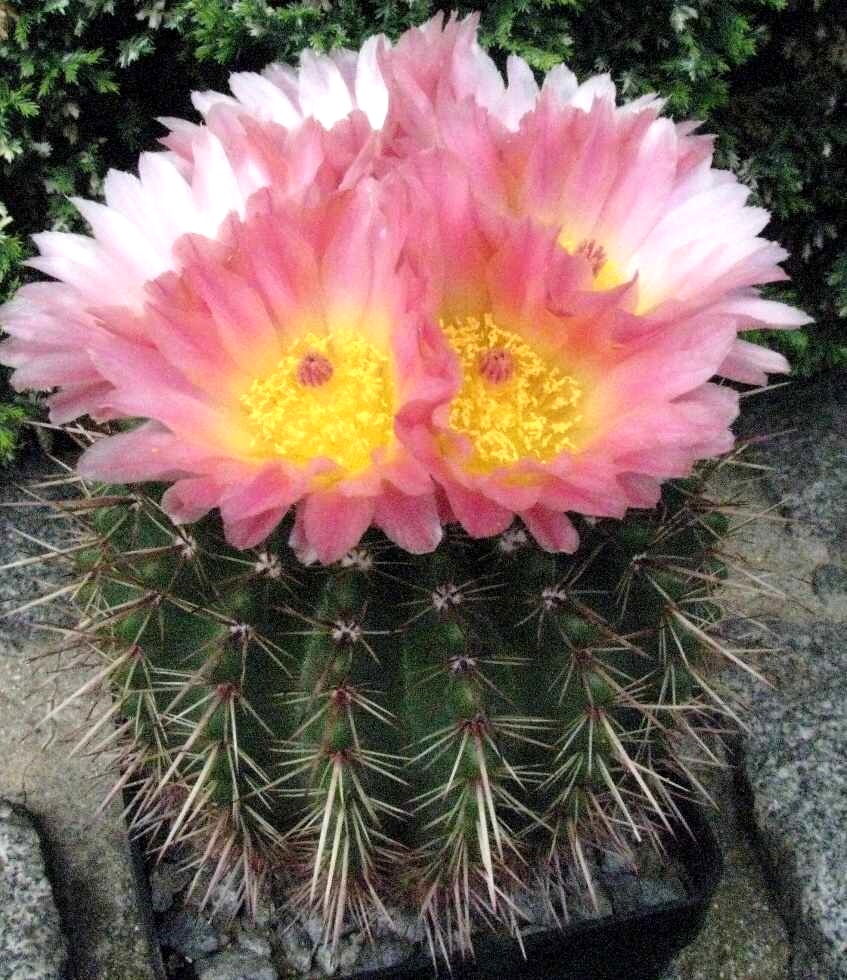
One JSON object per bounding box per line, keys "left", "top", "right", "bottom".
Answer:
{"left": 356, "top": 801, "right": 722, "bottom": 980}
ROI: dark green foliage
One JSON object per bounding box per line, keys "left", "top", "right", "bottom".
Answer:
{"left": 1, "top": 0, "right": 844, "bottom": 450}
{"left": 0, "top": 398, "right": 26, "bottom": 464}
{"left": 60, "top": 465, "right": 742, "bottom": 951}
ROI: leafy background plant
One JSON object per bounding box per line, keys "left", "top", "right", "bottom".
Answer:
{"left": 1, "top": 0, "right": 844, "bottom": 461}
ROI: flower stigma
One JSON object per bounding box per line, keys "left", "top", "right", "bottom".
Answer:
{"left": 559, "top": 234, "right": 624, "bottom": 292}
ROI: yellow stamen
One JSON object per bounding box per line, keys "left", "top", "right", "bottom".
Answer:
{"left": 441, "top": 314, "right": 583, "bottom": 473}
{"left": 239, "top": 330, "right": 394, "bottom": 474}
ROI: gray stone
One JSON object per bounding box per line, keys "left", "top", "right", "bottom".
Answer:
{"left": 600, "top": 851, "right": 635, "bottom": 875}
{"left": 735, "top": 372, "right": 847, "bottom": 560}
{"left": 727, "top": 621, "right": 847, "bottom": 979}
{"left": 185, "top": 864, "right": 242, "bottom": 924}
{"left": 149, "top": 860, "right": 192, "bottom": 913}
{"left": 813, "top": 562, "right": 847, "bottom": 599}
{"left": 351, "top": 936, "right": 415, "bottom": 974}
{"left": 195, "top": 950, "right": 278, "bottom": 980}
{"left": 300, "top": 913, "right": 325, "bottom": 946}
{"left": 275, "top": 920, "right": 314, "bottom": 973}
{"left": 0, "top": 458, "right": 163, "bottom": 980}
{"left": 666, "top": 751, "right": 791, "bottom": 980}
{"left": 663, "top": 375, "right": 847, "bottom": 980}
{"left": 235, "top": 924, "right": 272, "bottom": 958}
{"left": 314, "top": 933, "right": 364, "bottom": 976}
{"left": 569, "top": 884, "right": 613, "bottom": 921}
{"left": 379, "top": 909, "right": 424, "bottom": 945}
{"left": 605, "top": 874, "right": 642, "bottom": 916}
{"left": 638, "top": 877, "right": 687, "bottom": 908}
{"left": 0, "top": 800, "right": 69, "bottom": 980}
{"left": 511, "top": 890, "right": 557, "bottom": 929}
{"left": 251, "top": 894, "right": 274, "bottom": 930}
{"left": 157, "top": 909, "right": 220, "bottom": 960}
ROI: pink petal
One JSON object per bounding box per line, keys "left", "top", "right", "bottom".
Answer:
{"left": 355, "top": 35, "right": 390, "bottom": 129}
{"left": 521, "top": 507, "right": 580, "bottom": 553}
{"left": 225, "top": 507, "right": 288, "bottom": 549}
{"left": 48, "top": 382, "right": 113, "bottom": 424}
{"left": 617, "top": 473, "right": 662, "bottom": 508}
{"left": 300, "top": 492, "right": 376, "bottom": 564}
{"left": 441, "top": 481, "right": 513, "bottom": 538}
{"left": 229, "top": 71, "right": 301, "bottom": 127}
{"left": 374, "top": 489, "right": 443, "bottom": 553}
{"left": 177, "top": 234, "right": 281, "bottom": 373}
{"left": 78, "top": 424, "right": 212, "bottom": 482}
{"left": 86, "top": 335, "right": 231, "bottom": 444}
{"left": 218, "top": 465, "right": 305, "bottom": 521}
{"left": 718, "top": 339, "right": 791, "bottom": 385}
{"left": 162, "top": 477, "right": 224, "bottom": 524}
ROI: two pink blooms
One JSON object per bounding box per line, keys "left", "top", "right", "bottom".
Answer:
{"left": 0, "top": 14, "right": 809, "bottom": 563}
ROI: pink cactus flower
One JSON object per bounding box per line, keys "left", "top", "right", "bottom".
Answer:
{"left": 388, "top": 14, "right": 811, "bottom": 389}
{"left": 163, "top": 35, "right": 390, "bottom": 148}
{"left": 1, "top": 14, "right": 810, "bottom": 559}
{"left": 395, "top": 153, "right": 803, "bottom": 550}
{"left": 69, "top": 182, "right": 456, "bottom": 561}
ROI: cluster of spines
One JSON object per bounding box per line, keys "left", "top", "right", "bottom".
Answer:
{"left": 1, "top": 456, "right": 769, "bottom": 962}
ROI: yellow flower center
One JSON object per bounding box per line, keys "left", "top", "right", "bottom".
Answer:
{"left": 441, "top": 314, "right": 583, "bottom": 473}
{"left": 239, "top": 330, "right": 394, "bottom": 474}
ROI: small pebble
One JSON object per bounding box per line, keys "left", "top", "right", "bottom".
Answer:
{"left": 157, "top": 909, "right": 219, "bottom": 960}
{"left": 235, "top": 924, "right": 272, "bottom": 958}
{"left": 276, "top": 921, "right": 314, "bottom": 973}
{"left": 570, "top": 886, "right": 613, "bottom": 921}
{"left": 606, "top": 875, "right": 642, "bottom": 916}
{"left": 639, "top": 877, "right": 688, "bottom": 908}
{"left": 314, "top": 932, "right": 363, "bottom": 976}
{"left": 195, "top": 950, "right": 278, "bottom": 980}
{"left": 353, "top": 937, "right": 415, "bottom": 974}
{"left": 150, "top": 861, "right": 192, "bottom": 913}
{"left": 812, "top": 562, "right": 847, "bottom": 599}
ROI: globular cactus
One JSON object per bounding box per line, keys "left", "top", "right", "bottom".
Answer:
{"left": 36, "top": 459, "right": 747, "bottom": 960}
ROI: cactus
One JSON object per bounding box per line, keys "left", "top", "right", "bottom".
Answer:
{"left": 21, "top": 452, "right": 757, "bottom": 962}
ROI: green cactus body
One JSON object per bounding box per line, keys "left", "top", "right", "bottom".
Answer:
{"left": 61, "top": 466, "right": 740, "bottom": 957}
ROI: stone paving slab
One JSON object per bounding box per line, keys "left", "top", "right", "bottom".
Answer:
{"left": 732, "top": 372, "right": 847, "bottom": 979}
{"left": 728, "top": 371, "right": 847, "bottom": 626}
{"left": 0, "top": 456, "right": 163, "bottom": 980}
{"left": 725, "top": 621, "right": 847, "bottom": 980}
{"left": 736, "top": 371, "right": 847, "bottom": 563}
{"left": 0, "top": 799, "right": 70, "bottom": 980}
{"left": 662, "top": 753, "right": 791, "bottom": 980}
